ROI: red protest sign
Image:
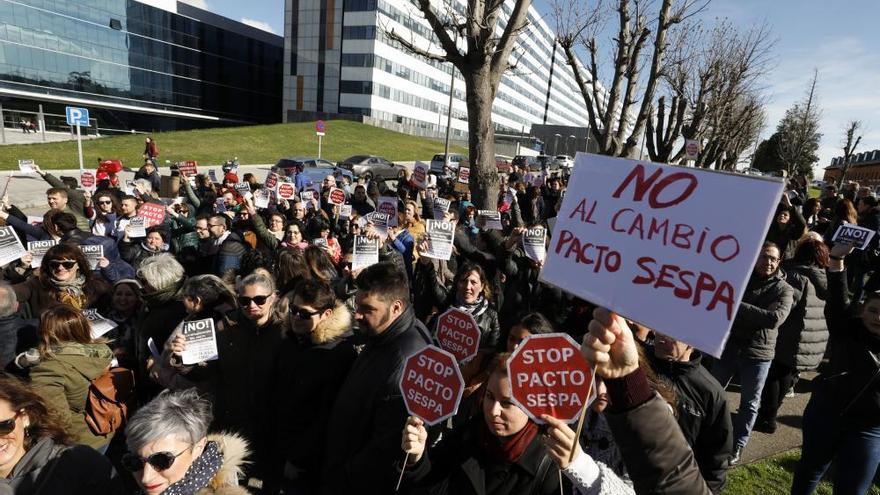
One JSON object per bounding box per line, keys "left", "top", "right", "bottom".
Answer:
{"left": 506, "top": 333, "right": 593, "bottom": 423}
{"left": 400, "top": 346, "right": 464, "bottom": 426}
{"left": 179, "top": 161, "right": 198, "bottom": 176}
{"left": 138, "top": 203, "right": 166, "bottom": 228}
{"left": 435, "top": 308, "right": 481, "bottom": 362}
{"left": 329, "top": 187, "right": 346, "bottom": 206}
{"left": 80, "top": 171, "right": 95, "bottom": 189}
{"left": 264, "top": 173, "right": 278, "bottom": 190}
{"left": 411, "top": 163, "right": 427, "bottom": 189}
{"left": 277, "top": 182, "right": 295, "bottom": 200}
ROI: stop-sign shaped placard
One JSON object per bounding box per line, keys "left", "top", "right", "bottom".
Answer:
{"left": 277, "top": 182, "right": 295, "bottom": 199}
{"left": 316, "top": 120, "right": 325, "bottom": 133}
{"left": 80, "top": 171, "right": 95, "bottom": 189}
{"left": 264, "top": 172, "right": 278, "bottom": 189}
{"left": 329, "top": 187, "right": 345, "bottom": 206}
{"left": 507, "top": 333, "right": 593, "bottom": 423}
{"left": 400, "top": 346, "right": 464, "bottom": 426}
{"left": 138, "top": 202, "right": 166, "bottom": 228}
{"left": 435, "top": 308, "right": 481, "bottom": 362}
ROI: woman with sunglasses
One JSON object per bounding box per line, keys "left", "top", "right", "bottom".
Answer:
{"left": 28, "top": 305, "right": 115, "bottom": 451}
{"left": 124, "top": 389, "right": 250, "bottom": 495}
{"left": 13, "top": 243, "right": 110, "bottom": 315}
{"left": 0, "top": 375, "right": 120, "bottom": 494}
{"left": 84, "top": 190, "right": 120, "bottom": 237}
{"left": 274, "top": 279, "right": 357, "bottom": 493}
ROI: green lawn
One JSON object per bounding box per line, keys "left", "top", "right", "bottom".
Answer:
{"left": 0, "top": 120, "right": 468, "bottom": 169}
{"left": 724, "top": 449, "right": 880, "bottom": 494}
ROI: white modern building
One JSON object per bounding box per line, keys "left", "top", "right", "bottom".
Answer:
{"left": 282, "top": 0, "right": 591, "bottom": 140}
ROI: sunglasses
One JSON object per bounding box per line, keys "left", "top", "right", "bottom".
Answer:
{"left": 97, "top": 200, "right": 113, "bottom": 205}
{"left": 289, "top": 305, "right": 322, "bottom": 319}
{"left": 238, "top": 295, "right": 272, "bottom": 307}
{"left": 0, "top": 412, "right": 20, "bottom": 435}
{"left": 122, "top": 446, "right": 191, "bottom": 472}
{"left": 48, "top": 260, "right": 77, "bottom": 270}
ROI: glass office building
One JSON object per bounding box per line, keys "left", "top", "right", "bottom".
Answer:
{"left": 0, "top": 0, "right": 283, "bottom": 131}
{"left": 283, "top": 0, "right": 592, "bottom": 139}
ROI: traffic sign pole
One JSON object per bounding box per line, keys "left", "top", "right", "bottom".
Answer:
{"left": 318, "top": 134, "right": 323, "bottom": 159}
{"left": 75, "top": 123, "right": 84, "bottom": 172}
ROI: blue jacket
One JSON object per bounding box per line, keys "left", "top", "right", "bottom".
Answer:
{"left": 81, "top": 236, "right": 135, "bottom": 284}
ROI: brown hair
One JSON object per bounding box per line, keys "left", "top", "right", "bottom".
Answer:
{"left": 0, "top": 375, "right": 72, "bottom": 448}
{"left": 45, "top": 187, "right": 68, "bottom": 199}
{"left": 793, "top": 237, "right": 830, "bottom": 268}
{"left": 454, "top": 262, "right": 493, "bottom": 302}
{"left": 37, "top": 305, "right": 97, "bottom": 358}
{"left": 38, "top": 243, "right": 93, "bottom": 289}
{"left": 40, "top": 208, "right": 64, "bottom": 238}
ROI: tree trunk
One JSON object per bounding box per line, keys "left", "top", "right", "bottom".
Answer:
{"left": 464, "top": 69, "right": 500, "bottom": 210}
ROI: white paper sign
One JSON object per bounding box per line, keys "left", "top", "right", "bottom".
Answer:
{"left": 17, "top": 160, "right": 35, "bottom": 174}
{"left": 477, "top": 210, "right": 503, "bottom": 230}
{"left": 522, "top": 227, "right": 547, "bottom": 262}
{"left": 127, "top": 217, "right": 147, "bottom": 238}
{"left": 0, "top": 227, "right": 26, "bottom": 267}
{"left": 433, "top": 197, "right": 451, "bottom": 221}
{"left": 423, "top": 219, "right": 456, "bottom": 260}
{"left": 685, "top": 139, "right": 701, "bottom": 160}
{"left": 539, "top": 153, "right": 784, "bottom": 357}
{"left": 27, "top": 239, "right": 57, "bottom": 268}
{"left": 833, "top": 223, "right": 875, "bottom": 250}
{"left": 253, "top": 189, "right": 271, "bottom": 209}
{"left": 353, "top": 235, "right": 380, "bottom": 271}
{"left": 234, "top": 182, "right": 251, "bottom": 196}
{"left": 79, "top": 244, "right": 104, "bottom": 270}
{"left": 340, "top": 204, "right": 353, "bottom": 219}
{"left": 83, "top": 309, "right": 118, "bottom": 339}
{"left": 366, "top": 212, "right": 390, "bottom": 240}
{"left": 377, "top": 196, "right": 399, "bottom": 227}
{"left": 180, "top": 318, "right": 219, "bottom": 365}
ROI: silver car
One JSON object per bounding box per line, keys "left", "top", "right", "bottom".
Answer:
{"left": 337, "top": 155, "right": 405, "bottom": 181}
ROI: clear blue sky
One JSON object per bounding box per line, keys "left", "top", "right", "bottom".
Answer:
{"left": 186, "top": 0, "right": 880, "bottom": 172}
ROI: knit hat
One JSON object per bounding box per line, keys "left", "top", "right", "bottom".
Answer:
{"left": 224, "top": 172, "right": 239, "bottom": 184}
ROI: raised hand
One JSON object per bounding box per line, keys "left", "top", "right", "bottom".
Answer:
{"left": 582, "top": 307, "right": 640, "bottom": 379}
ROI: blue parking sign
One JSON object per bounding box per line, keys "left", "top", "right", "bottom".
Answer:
{"left": 65, "top": 107, "right": 89, "bottom": 126}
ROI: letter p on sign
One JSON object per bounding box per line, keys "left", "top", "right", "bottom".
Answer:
{"left": 399, "top": 346, "right": 464, "bottom": 426}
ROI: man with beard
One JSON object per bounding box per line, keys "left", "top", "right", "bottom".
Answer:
{"left": 321, "top": 262, "right": 431, "bottom": 494}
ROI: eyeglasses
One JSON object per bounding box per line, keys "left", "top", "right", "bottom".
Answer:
{"left": 238, "top": 295, "right": 272, "bottom": 307}
{"left": 48, "top": 260, "right": 77, "bottom": 270}
{"left": 290, "top": 305, "right": 322, "bottom": 319}
{"left": 97, "top": 200, "right": 113, "bottom": 205}
{"left": 122, "top": 446, "right": 191, "bottom": 472}
{"left": 0, "top": 412, "right": 20, "bottom": 435}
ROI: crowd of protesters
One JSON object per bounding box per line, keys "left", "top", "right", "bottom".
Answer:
{"left": 0, "top": 142, "right": 875, "bottom": 495}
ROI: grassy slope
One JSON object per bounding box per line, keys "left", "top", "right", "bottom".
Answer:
{"left": 724, "top": 449, "right": 879, "bottom": 494}
{"left": 0, "top": 120, "right": 467, "bottom": 170}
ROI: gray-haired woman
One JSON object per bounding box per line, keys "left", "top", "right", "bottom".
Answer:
{"left": 123, "top": 389, "right": 250, "bottom": 495}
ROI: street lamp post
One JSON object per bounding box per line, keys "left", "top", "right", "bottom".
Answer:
{"left": 567, "top": 135, "right": 576, "bottom": 156}
{"left": 553, "top": 133, "right": 562, "bottom": 155}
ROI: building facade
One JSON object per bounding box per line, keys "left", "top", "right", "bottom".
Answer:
{"left": 824, "top": 149, "right": 880, "bottom": 187}
{"left": 0, "top": 0, "right": 283, "bottom": 131}
{"left": 282, "top": 0, "right": 591, "bottom": 140}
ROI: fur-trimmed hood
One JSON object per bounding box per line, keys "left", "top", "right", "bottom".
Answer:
{"left": 311, "top": 302, "right": 352, "bottom": 345}
{"left": 196, "top": 433, "right": 251, "bottom": 495}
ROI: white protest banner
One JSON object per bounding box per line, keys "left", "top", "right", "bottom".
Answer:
{"left": 208, "top": 170, "right": 218, "bottom": 184}
{"left": 308, "top": 183, "right": 322, "bottom": 210}
{"left": 352, "top": 235, "right": 380, "bottom": 271}
{"left": 477, "top": 210, "right": 503, "bottom": 230}
{"left": 127, "top": 217, "right": 147, "bottom": 238}
{"left": 26, "top": 216, "right": 43, "bottom": 226}
{"left": 214, "top": 197, "right": 227, "bottom": 213}
{"left": 124, "top": 180, "right": 136, "bottom": 195}
{"left": 27, "top": 239, "right": 57, "bottom": 268}
{"left": 833, "top": 223, "right": 876, "bottom": 250}
{"left": 366, "top": 212, "right": 390, "bottom": 240}
{"left": 313, "top": 237, "right": 328, "bottom": 248}
{"left": 539, "top": 153, "right": 784, "bottom": 357}
{"left": 423, "top": 219, "right": 455, "bottom": 260}
{"left": 339, "top": 204, "right": 353, "bottom": 219}
{"left": 17, "top": 160, "right": 35, "bottom": 174}
{"left": 410, "top": 162, "right": 428, "bottom": 189}
{"left": 377, "top": 196, "right": 398, "bottom": 227}
{"left": 433, "top": 197, "right": 451, "bottom": 221}
{"left": 234, "top": 182, "right": 251, "bottom": 196}
{"left": 455, "top": 167, "right": 470, "bottom": 193}
{"left": 79, "top": 244, "right": 103, "bottom": 270}
{"left": 180, "top": 318, "right": 219, "bottom": 365}
{"left": 253, "top": 188, "right": 271, "bottom": 209}
{"left": 0, "top": 227, "right": 26, "bottom": 267}
{"left": 83, "top": 309, "right": 118, "bottom": 339}
{"left": 522, "top": 227, "right": 547, "bottom": 262}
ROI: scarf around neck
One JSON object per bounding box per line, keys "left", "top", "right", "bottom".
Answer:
{"left": 162, "top": 441, "right": 223, "bottom": 495}
{"left": 52, "top": 273, "right": 87, "bottom": 309}
{"left": 478, "top": 417, "right": 539, "bottom": 464}
{"left": 455, "top": 295, "right": 489, "bottom": 318}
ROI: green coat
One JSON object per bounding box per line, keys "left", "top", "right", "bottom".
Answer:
{"left": 30, "top": 342, "right": 113, "bottom": 449}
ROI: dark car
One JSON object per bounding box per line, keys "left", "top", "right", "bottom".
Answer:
{"left": 512, "top": 155, "right": 540, "bottom": 171}
{"left": 337, "top": 155, "right": 405, "bottom": 181}
{"left": 272, "top": 156, "right": 354, "bottom": 184}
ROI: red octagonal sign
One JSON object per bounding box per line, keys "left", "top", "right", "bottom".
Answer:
{"left": 400, "top": 346, "right": 464, "bottom": 426}
{"left": 80, "top": 171, "right": 95, "bottom": 188}
{"left": 277, "top": 182, "right": 295, "bottom": 199}
{"left": 329, "top": 187, "right": 346, "bottom": 205}
{"left": 507, "top": 333, "right": 593, "bottom": 424}
{"left": 435, "top": 308, "right": 481, "bottom": 363}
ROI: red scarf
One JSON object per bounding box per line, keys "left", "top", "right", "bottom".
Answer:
{"left": 478, "top": 418, "right": 539, "bottom": 463}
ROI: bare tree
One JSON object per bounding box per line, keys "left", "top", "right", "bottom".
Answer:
{"left": 555, "top": 0, "right": 709, "bottom": 158}
{"left": 777, "top": 70, "right": 822, "bottom": 176}
{"left": 385, "top": 0, "right": 531, "bottom": 209}
{"left": 838, "top": 120, "right": 863, "bottom": 187}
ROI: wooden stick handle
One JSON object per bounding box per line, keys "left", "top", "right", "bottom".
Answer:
{"left": 569, "top": 375, "right": 595, "bottom": 464}
{"left": 395, "top": 452, "right": 410, "bottom": 492}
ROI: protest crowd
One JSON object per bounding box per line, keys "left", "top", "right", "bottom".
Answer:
{"left": 0, "top": 143, "right": 876, "bottom": 495}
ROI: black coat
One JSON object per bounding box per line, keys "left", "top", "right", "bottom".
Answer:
{"left": 774, "top": 263, "right": 828, "bottom": 371}
{"left": 649, "top": 350, "right": 732, "bottom": 494}
{"left": 0, "top": 314, "right": 37, "bottom": 370}
{"left": 321, "top": 307, "right": 431, "bottom": 494}
{"left": 403, "top": 416, "right": 559, "bottom": 495}
{"left": 0, "top": 437, "right": 122, "bottom": 494}
{"left": 724, "top": 269, "right": 795, "bottom": 361}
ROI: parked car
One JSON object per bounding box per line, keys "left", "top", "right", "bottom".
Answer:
{"left": 430, "top": 153, "right": 467, "bottom": 174}
{"left": 512, "top": 155, "right": 538, "bottom": 171}
{"left": 554, "top": 155, "right": 574, "bottom": 169}
{"left": 272, "top": 156, "right": 354, "bottom": 185}
{"left": 337, "top": 155, "right": 405, "bottom": 181}
{"left": 535, "top": 155, "right": 559, "bottom": 172}
{"left": 496, "top": 155, "right": 512, "bottom": 172}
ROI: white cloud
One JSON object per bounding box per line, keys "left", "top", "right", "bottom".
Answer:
{"left": 179, "top": 0, "right": 209, "bottom": 8}
{"left": 240, "top": 18, "right": 276, "bottom": 34}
